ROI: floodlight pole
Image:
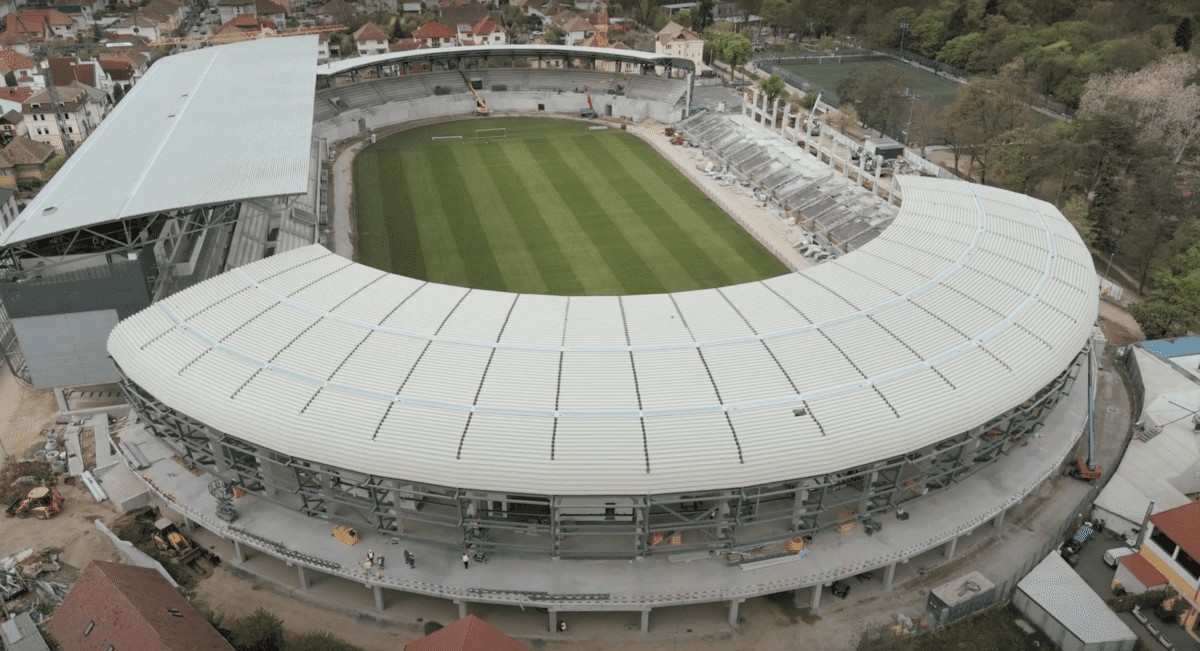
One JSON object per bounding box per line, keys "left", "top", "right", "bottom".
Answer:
{"left": 898, "top": 22, "right": 909, "bottom": 60}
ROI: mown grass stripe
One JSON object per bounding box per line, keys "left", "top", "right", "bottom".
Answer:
{"left": 450, "top": 144, "right": 549, "bottom": 293}
{"left": 424, "top": 145, "right": 506, "bottom": 290}
{"left": 611, "top": 136, "right": 788, "bottom": 278}
{"left": 481, "top": 143, "right": 588, "bottom": 295}
{"left": 354, "top": 152, "right": 426, "bottom": 278}
{"left": 525, "top": 140, "right": 659, "bottom": 294}
{"left": 575, "top": 137, "right": 739, "bottom": 288}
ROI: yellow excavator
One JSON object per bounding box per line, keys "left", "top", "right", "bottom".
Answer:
{"left": 459, "top": 69, "right": 489, "bottom": 116}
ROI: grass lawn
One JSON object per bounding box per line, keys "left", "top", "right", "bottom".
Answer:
{"left": 353, "top": 117, "right": 788, "bottom": 295}
{"left": 777, "top": 58, "right": 963, "bottom": 110}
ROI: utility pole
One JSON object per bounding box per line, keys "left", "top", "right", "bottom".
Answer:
{"left": 898, "top": 21, "right": 909, "bottom": 60}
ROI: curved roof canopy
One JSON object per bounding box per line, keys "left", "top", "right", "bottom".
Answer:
{"left": 0, "top": 36, "right": 318, "bottom": 248}
{"left": 317, "top": 44, "right": 697, "bottom": 78}
{"left": 108, "top": 177, "right": 1097, "bottom": 495}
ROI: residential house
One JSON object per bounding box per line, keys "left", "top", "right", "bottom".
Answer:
{"left": 400, "top": 0, "right": 422, "bottom": 13}
{"left": 457, "top": 14, "right": 506, "bottom": 45}
{"left": 0, "top": 0, "right": 16, "bottom": 20}
{"left": 22, "top": 81, "right": 106, "bottom": 153}
{"left": 217, "top": 0, "right": 255, "bottom": 25}
{"left": 354, "top": 21, "right": 388, "bottom": 55}
{"left": 403, "top": 614, "right": 527, "bottom": 651}
{"left": 439, "top": 2, "right": 488, "bottom": 32}
{"left": 315, "top": 0, "right": 353, "bottom": 23}
{"left": 0, "top": 30, "right": 33, "bottom": 55}
{"left": 142, "top": 0, "right": 185, "bottom": 33}
{"left": 0, "top": 49, "right": 42, "bottom": 89}
{"left": 389, "top": 38, "right": 422, "bottom": 52}
{"left": 0, "top": 185, "right": 18, "bottom": 227}
{"left": 46, "top": 561, "right": 234, "bottom": 651}
{"left": 553, "top": 12, "right": 592, "bottom": 45}
{"left": 412, "top": 21, "right": 455, "bottom": 47}
{"left": 48, "top": 0, "right": 98, "bottom": 35}
{"left": 0, "top": 135, "right": 55, "bottom": 183}
{"left": 4, "top": 9, "right": 78, "bottom": 42}
{"left": 316, "top": 30, "right": 334, "bottom": 62}
{"left": 655, "top": 20, "right": 704, "bottom": 70}
{"left": 47, "top": 56, "right": 110, "bottom": 95}
{"left": 1137, "top": 500, "right": 1200, "bottom": 634}
{"left": 0, "top": 85, "right": 31, "bottom": 114}
{"left": 256, "top": 0, "right": 289, "bottom": 27}
{"left": 97, "top": 50, "right": 147, "bottom": 94}
{"left": 214, "top": 14, "right": 276, "bottom": 35}
{"left": 110, "top": 15, "right": 161, "bottom": 40}
{"left": 0, "top": 108, "right": 24, "bottom": 143}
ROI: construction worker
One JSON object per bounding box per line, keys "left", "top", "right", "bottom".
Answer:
{"left": 462, "top": 553, "right": 470, "bottom": 569}
{"left": 377, "top": 555, "right": 385, "bottom": 569}
{"left": 367, "top": 549, "right": 375, "bottom": 564}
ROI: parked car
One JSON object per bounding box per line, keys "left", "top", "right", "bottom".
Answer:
{"left": 1104, "top": 547, "right": 1136, "bottom": 567}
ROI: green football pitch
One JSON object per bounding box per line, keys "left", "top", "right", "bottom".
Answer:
{"left": 777, "top": 58, "right": 962, "bottom": 110}
{"left": 352, "top": 117, "right": 788, "bottom": 296}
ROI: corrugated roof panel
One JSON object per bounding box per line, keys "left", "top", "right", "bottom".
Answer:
{"left": 268, "top": 317, "right": 370, "bottom": 379}
{"left": 380, "top": 283, "right": 471, "bottom": 334}
{"left": 0, "top": 37, "right": 317, "bottom": 247}
{"left": 767, "top": 329, "right": 863, "bottom": 393}
{"left": 400, "top": 342, "right": 493, "bottom": 403}
{"left": 329, "top": 331, "right": 428, "bottom": 390}
{"left": 634, "top": 348, "right": 718, "bottom": 409}
{"left": 474, "top": 348, "right": 559, "bottom": 409}
{"left": 701, "top": 340, "right": 794, "bottom": 403}
{"left": 437, "top": 290, "right": 517, "bottom": 341}
{"left": 718, "top": 281, "right": 806, "bottom": 334}
{"left": 673, "top": 290, "right": 754, "bottom": 340}
{"left": 621, "top": 294, "right": 692, "bottom": 345}
{"left": 500, "top": 293, "right": 566, "bottom": 346}
{"left": 289, "top": 263, "right": 388, "bottom": 312}
{"left": 458, "top": 412, "right": 552, "bottom": 467}
{"left": 558, "top": 351, "right": 639, "bottom": 411}
{"left": 563, "top": 297, "right": 626, "bottom": 347}
{"left": 553, "top": 418, "right": 648, "bottom": 485}
{"left": 326, "top": 274, "right": 426, "bottom": 325}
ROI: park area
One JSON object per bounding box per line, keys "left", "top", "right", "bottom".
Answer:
{"left": 352, "top": 117, "right": 787, "bottom": 295}
{"left": 768, "top": 55, "right": 963, "bottom": 110}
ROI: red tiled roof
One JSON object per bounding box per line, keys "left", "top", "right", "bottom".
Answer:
{"left": 403, "top": 615, "right": 528, "bottom": 651}
{"left": 413, "top": 21, "right": 455, "bottom": 39}
{"left": 389, "top": 38, "right": 423, "bottom": 51}
{"left": 472, "top": 15, "right": 503, "bottom": 35}
{"left": 1150, "top": 500, "right": 1200, "bottom": 562}
{"left": 0, "top": 86, "right": 33, "bottom": 103}
{"left": 354, "top": 21, "right": 388, "bottom": 42}
{"left": 47, "top": 57, "right": 96, "bottom": 89}
{"left": 1120, "top": 553, "right": 1168, "bottom": 589}
{"left": 0, "top": 49, "right": 35, "bottom": 72}
{"left": 46, "top": 562, "right": 234, "bottom": 651}
{"left": 2, "top": 136, "right": 53, "bottom": 166}
{"left": 256, "top": 0, "right": 287, "bottom": 13}
{"left": 217, "top": 13, "right": 276, "bottom": 33}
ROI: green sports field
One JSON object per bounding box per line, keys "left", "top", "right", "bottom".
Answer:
{"left": 353, "top": 117, "right": 788, "bottom": 295}
{"left": 776, "top": 58, "right": 962, "bottom": 110}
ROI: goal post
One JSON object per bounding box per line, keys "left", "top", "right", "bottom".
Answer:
{"left": 475, "top": 128, "right": 507, "bottom": 141}
{"left": 431, "top": 135, "right": 463, "bottom": 142}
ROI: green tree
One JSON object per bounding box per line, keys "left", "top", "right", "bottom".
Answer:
{"left": 760, "top": 0, "right": 789, "bottom": 36}
{"left": 942, "top": 76, "right": 1029, "bottom": 184}
{"left": 835, "top": 67, "right": 909, "bottom": 137}
{"left": 1131, "top": 226, "right": 1200, "bottom": 338}
{"left": 230, "top": 607, "right": 284, "bottom": 651}
{"left": 673, "top": 8, "right": 693, "bottom": 28}
{"left": 760, "top": 74, "right": 786, "bottom": 103}
{"left": 694, "top": 0, "right": 714, "bottom": 31}
{"left": 714, "top": 32, "right": 752, "bottom": 78}
{"left": 1174, "top": 17, "right": 1193, "bottom": 52}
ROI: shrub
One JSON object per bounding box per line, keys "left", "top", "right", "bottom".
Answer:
{"left": 286, "top": 630, "right": 360, "bottom": 651}
{"left": 230, "top": 607, "right": 284, "bottom": 651}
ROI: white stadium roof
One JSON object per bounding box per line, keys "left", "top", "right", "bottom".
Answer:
{"left": 108, "top": 177, "right": 1097, "bottom": 495}
{"left": 316, "top": 44, "right": 696, "bottom": 77}
{"left": 0, "top": 36, "right": 318, "bottom": 248}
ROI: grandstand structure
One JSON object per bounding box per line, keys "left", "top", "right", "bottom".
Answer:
{"left": 0, "top": 38, "right": 1100, "bottom": 624}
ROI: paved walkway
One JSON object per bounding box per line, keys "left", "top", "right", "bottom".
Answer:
{"left": 328, "top": 138, "right": 367, "bottom": 261}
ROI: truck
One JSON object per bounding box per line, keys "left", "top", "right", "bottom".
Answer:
{"left": 1061, "top": 521, "right": 1096, "bottom": 561}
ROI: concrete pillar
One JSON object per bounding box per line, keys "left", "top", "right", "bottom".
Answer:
{"left": 373, "top": 585, "right": 385, "bottom": 612}
{"left": 810, "top": 584, "right": 822, "bottom": 614}
{"left": 741, "top": 91, "right": 748, "bottom": 116}
{"left": 728, "top": 599, "right": 741, "bottom": 627}
{"left": 771, "top": 97, "right": 779, "bottom": 127}
{"left": 182, "top": 516, "right": 195, "bottom": 533}
{"left": 640, "top": 608, "right": 650, "bottom": 634}
{"left": 548, "top": 609, "right": 557, "bottom": 633}
{"left": 994, "top": 508, "right": 1006, "bottom": 529}
{"left": 944, "top": 535, "right": 958, "bottom": 560}
{"left": 296, "top": 564, "right": 309, "bottom": 590}
{"left": 780, "top": 104, "right": 790, "bottom": 136}
{"left": 233, "top": 540, "right": 245, "bottom": 563}
{"left": 684, "top": 71, "right": 694, "bottom": 116}
{"left": 883, "top": 562, "right": 897, "bottom": 591}
{"left": 457, "top": 600, "right": 468, "bottom": 619}
{"left": 53, "top": 387, "right": 68, "bottom": 412}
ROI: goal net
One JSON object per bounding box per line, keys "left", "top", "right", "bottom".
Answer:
{"left": 431, "top": 135, "right": 463, "bottom": 142}
{"left": 475, "top": 128, "right": 507, "bottom": 141}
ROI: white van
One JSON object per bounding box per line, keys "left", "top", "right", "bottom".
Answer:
{"left": 1104, "top": 547, "right": 1136, "bottom": 567}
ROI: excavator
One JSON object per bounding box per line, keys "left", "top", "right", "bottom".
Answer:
{"left": 459, "top": 69, "right": 490, "bottom": 116}
{"left": 10, "top": 486, "right": 64, "bottom": 519}
{"left": 580, "top": 85, "right": 596, "bottom": 118}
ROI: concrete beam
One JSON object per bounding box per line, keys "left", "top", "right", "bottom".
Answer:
{"left": 883, "top": 562, "right": 897, "bottom": 591}
{"left": 297, "top": 564, "right": 309, "bottom": 590}
{"left": 640, "top": 608, "right": 650, "bottom": 634}
{"left": 728, "top": 599, "right": 741, "bottom": 627}
{"left": 373, "top": 585, "right": 385, "bottom": 612}
{"left": 994, "top": 508, "right": 1006, "bottom": 529}
{"left": 53, "top": 387, "right": 68, "bottom": 412}
{"left": 548, "top": 609, "right": 557, "bottom": 633}
{"left": 457, "top": 600, "right": 468, "bottom": 619}
{"left": 233, "top": 540, "right": 245, "bottom": 563}
{"left": 810, "top": 584, "right": 822, "bottom": 614}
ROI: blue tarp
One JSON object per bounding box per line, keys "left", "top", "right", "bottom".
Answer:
{"left": 1141, "top": 337, "right": 1200, "bottom": 360}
